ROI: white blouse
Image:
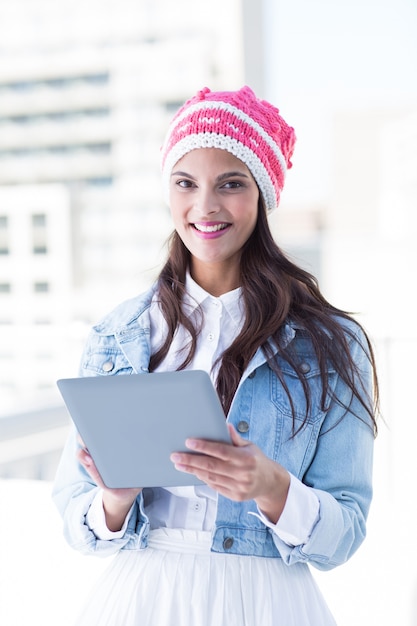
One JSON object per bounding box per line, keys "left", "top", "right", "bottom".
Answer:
{"left": 87, "top": 274, "right": 320, "bottom": 546}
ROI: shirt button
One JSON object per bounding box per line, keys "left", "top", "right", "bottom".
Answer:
{"left": 300, "top": 362, "right": 311, "bottom": 374}
{"left": 223, "top": 537, "right": 234, "bottom": 550}
{"left": 193, "top": 502, "right": 201, "bottom": 511}
{"left": 207, "top": 333, "right": 214, "bottom": 342}
{"left": 237, "top": 420, "right": 249, "bottom": 434}
{"left": 248, "top": 370, "right": 256, "bottom": 379}
{"left": 102, "top": 360, "right": 114, "bottom": 372}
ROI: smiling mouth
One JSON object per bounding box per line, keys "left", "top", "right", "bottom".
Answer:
{"left": 192, "top": 223, "right": 230, "bottom": 233}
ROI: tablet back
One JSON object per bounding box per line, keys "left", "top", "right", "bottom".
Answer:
{"left": 57, "top": 370, "right": 229, "bottom": 488}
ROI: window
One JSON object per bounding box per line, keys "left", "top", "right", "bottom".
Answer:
{"left": 34, "top": 282, "right": 49, "bottom": 293}
{"left": 0, "top": 73, "right": 110, "bottom": 93}
{"left": 165, "top": 101, "right": 184, "bottom": 114}
{"left": 0, "top": 215, "right": 9, "bottom": 254}
{"left": 32, "top": 213, "right": 47, "bottom": 254}
{"left": 85, "top": 176, "right": 113, "bottom": 187}
{"left": 0, "top": 142, "right": 111, "bottom": 158}
{"left": 32, "top": 214, "right": 46, "bottom": 227}
{"left": 0, "top": 107, "right": 110, "bottom": 126}
{"left": 33, "top": 244, "right": 47, "bottom": 254}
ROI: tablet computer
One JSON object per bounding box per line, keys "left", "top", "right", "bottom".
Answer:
{"left": 57, "top": 370, "right": 230, "bottom": 488}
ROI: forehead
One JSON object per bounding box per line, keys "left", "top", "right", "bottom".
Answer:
{"left": 172, "top": 147, "right": 252, "bottom": 175}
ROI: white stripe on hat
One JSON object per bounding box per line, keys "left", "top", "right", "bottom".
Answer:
{"left": 162, "top": 133, "right": 278, "bottom": 211}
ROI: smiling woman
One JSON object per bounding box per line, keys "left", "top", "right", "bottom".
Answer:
{"left": 169, "top": 148, "right": 259, "bottom": 293}
{"left": 52, "top": 86, "right": 379, "bottom": 626}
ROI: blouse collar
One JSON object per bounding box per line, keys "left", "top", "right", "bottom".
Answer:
{"left": 184, "top": 272, "right": 244, "bottom": 330}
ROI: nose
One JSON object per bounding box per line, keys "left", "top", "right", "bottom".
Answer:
{"left": 194, "top": 187, "right": 220, "bottom": 216}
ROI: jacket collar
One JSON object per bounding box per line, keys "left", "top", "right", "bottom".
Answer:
{"left": 93, "top": 283, "right": 300, "bottom": 375}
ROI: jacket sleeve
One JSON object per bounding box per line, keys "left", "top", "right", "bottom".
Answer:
{"left": 271, "top": 325, "right": 376, "bottom": 571}
{"left": 51, "top": 425, "right": 148, "bottom": 557}
{"left": 51, "top": 330, "right": 149, "bottom": 557}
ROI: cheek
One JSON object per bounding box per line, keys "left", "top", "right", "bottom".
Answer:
{"left": 243, "top": 190, "right": 259, "bottom": 227}
{"left": 169, "top": 202, "right": 184, "bottom": 228}
{"left": 169, "top": 191, "right": 190, "bottom": 219}
{"left": 243, "top": 204, "right": 258, "bottom": 235}
{"left": 169, "top": 206, "right": 190, "bottom": 245}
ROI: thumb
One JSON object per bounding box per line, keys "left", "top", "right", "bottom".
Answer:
{"left": 227, "top": 423, "right": 250, "bottom": 447}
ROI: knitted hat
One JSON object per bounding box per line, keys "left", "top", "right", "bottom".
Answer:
{"left": 161, "top": 86, "right": 296, "bottom": 212}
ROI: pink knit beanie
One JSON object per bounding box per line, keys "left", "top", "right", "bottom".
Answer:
{"left": 161, "top": 86, "right": 296, "bottom": 212}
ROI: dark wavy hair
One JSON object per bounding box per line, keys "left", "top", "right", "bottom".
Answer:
{"left": 150, "top": 198, "right": 378, "bottom": 436}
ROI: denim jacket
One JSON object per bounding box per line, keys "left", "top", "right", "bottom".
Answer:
{"left": 52, "top": 286, "right": 375, "bottom": 571}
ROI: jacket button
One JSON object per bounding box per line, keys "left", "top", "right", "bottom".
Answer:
{"left": 223, "top": 537, "right": 234, "bottom": 550}
{"left": 237, "top": 420, "right": 249, "bottom": 434}
{"left": 102, "top": 360, "right": 114, "bottom": 372}
{"left": 300, "top": 362, "right": 311, "bottom": 374}
{"left": 248, "top": 370, "right": 256, "bottom": 379}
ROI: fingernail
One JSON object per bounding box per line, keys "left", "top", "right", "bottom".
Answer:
{"left": 185, "top": 439, "right": 197, "bottom": 449}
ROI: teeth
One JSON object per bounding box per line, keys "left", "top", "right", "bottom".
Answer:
{"left": 194, "top": 223, "right": 228, "bottom": 233}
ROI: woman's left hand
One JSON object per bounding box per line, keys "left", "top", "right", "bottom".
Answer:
{"left": 170, "top": 423, "right": 290, "bottom": 524}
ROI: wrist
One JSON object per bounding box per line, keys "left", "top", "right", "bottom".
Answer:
{"left": 102, "top": 491, "right": 138, "bottom": 532}
{"left": 103, "top": 489, "right": 140, "bottom": 508}
{"left": 255, "top": 466, "right": 290, "bottom": 525}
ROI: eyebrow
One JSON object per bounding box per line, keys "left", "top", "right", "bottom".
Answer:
{"left": 171, "top": 170, "right": 250, "bottom": 182}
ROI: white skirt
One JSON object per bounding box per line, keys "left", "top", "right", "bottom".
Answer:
{"left": 75, "top": 529, "right": 336, "bottom": 626}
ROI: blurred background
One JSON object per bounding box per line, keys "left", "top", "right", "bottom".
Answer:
{"left": 0, "top": 0, "right": 415, "bottom": 624}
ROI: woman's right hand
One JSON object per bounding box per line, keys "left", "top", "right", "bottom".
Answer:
{"left": 77, "top": 436, "right": 142, "bottom": 532}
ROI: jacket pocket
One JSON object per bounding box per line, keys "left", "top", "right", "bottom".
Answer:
{"left": 271, "top": 356, "right": 336, "bottom": 426}
{"left": 82, "top": 348, "right": 133, "bottom": 376}
{"left": 269, "top": 359, "right": 333, "bottom": 476}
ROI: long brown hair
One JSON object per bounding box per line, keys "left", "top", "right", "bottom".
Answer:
{"left": 150, "top": 199, "right": 379, "bottom": 436}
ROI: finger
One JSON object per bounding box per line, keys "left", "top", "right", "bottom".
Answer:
{"left": 77, "top": 448, "right": 104, "bottom": 486}
{"left": 179, "top": 462, "right": 255, "bottom": 501}
{"left": 77, "top": 446, "right": 90, "bottom": 467}
{"left": 171, "top": 451, "right": 255, "bottom": 492}
{"left": 76, "top": 433, "right": 89, "bottom": 453}
{"left": 175, "top": 464, "right": 241, "bottom": 494}
{"left": 227, "top": 423, "right": 251, "bottom": 447}
{"left": 173, "top": 438, "right": 256, "bottom": 473}
{"left": 184, "top": 437, "right": 237, "bottom": 460}
{"left": 77, "top": 448, "right": 95, "bottom": 474}
{"left": 171, "top": 452, "right": 227, "bottom": 473}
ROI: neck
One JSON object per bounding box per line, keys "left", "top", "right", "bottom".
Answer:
{"left": 189, "top": 261, "right": 240, "bottom": 297}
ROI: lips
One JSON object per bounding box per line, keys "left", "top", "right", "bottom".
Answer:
{"left": 193, "top": 222, "right": 230, "bottom": 233}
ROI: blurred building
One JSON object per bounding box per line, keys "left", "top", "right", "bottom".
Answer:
{"left": 320, "top": 105, "right": 417, "bottom": 334}
{"left": 0, "top": 0, "right": 244, "bottom": 416}
{"left": 0, "top": 184, "right": 75, "bottom": 409}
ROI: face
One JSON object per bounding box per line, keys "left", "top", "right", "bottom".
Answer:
{"left": 169, "top": 148, "right": 259, "bottom": 291}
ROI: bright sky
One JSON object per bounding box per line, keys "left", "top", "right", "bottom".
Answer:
{"left": 265, "top": 0, "right": 417, "bottom": 98}
{"left": 263, "top": 0, "right": 417, "bottom": 206}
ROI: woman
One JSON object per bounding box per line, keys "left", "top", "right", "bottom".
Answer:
{"left": 53, "top": 86, "right": 378, "bottom": 625}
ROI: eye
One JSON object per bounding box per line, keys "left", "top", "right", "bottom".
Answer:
{"left": 221, "top": 180, "right": 244, "bottom": 190}
{"left": 175, "top": 179, "right": 195, "bottom": 189}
